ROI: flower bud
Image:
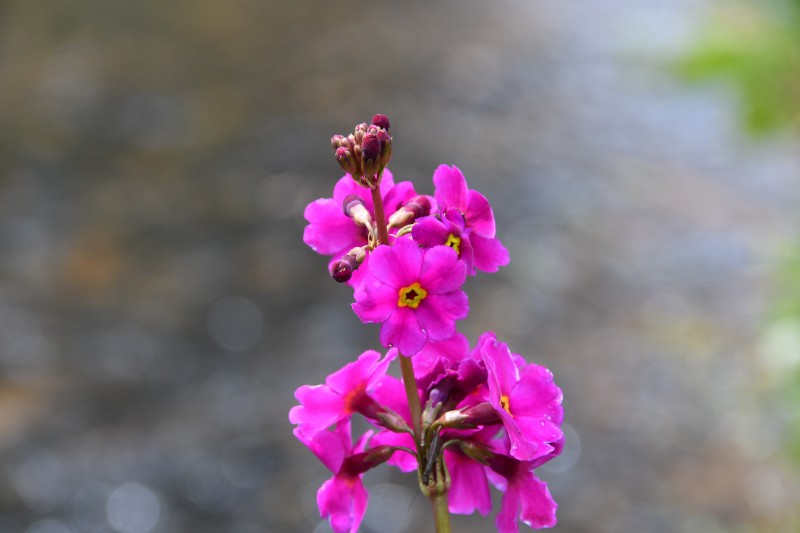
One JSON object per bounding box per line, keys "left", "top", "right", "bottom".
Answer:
{"left": 343, "top": 446, "right": 395, "bottom": 476}
{"left": 334, "top": 146, "right": 359, "bottom": 176}
{"left": 438, "top": 402, "right": 499, "bottom": 429}
{"left": 371, "top": 114, "right": 390, "bottom": 131}
{"left": 342, "top": 194, "right": 371, "bottom": 227}
{"left": 388, "top": 195, "right": 432, "bottom": 228}
{"left": 329, "top": 247, "right": 366, "bottom": 283}
{"left": 376, "top": 129, "right": 392, "bottom": 168}
{"left": 331, "top": 134, "right": 346, "bottom": 149}
{"left": 361, "top": 133, "right": 382, "bottom": 184}
{"left": 457, "top": 440, "right": 495, "bottom": 465}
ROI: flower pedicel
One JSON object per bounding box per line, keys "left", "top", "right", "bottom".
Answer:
{"left": 291, "top": 114, "right": 564, "bottom": 533}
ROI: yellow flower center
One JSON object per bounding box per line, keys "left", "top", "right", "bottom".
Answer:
{"left": 397, "top": 282, "right": 427, "bottom": 309}
{"left": 445, "top": 233, "right": 461, "bottom": 255}
{"left": 500, "top": 394, "right": 512, "bottom": 415}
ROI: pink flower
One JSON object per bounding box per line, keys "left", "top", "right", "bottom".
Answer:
{"left": 295, "top": 421, "right": 393, "bottom": 533}
{"left": 289, "top": 349, "right": 397, "bottom": 439}
{"left": 352, "top": 237, "right": 468, "bottom": 356}
{"left": 431, "top": 165, "right": 509, "bottom": 273}
{"left": 486, "top": 454, "right": 558, "bottom": 532}
{"left": 479, "top": 334, "right": 563, "bottom": 462}
{"left": 303, "top": 170, "right": 417, "bottom": 285}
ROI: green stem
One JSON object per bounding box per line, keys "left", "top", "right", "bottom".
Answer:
{"left": 399, "top": 355, "right": 423, "bottom": 440}
{"left": 431, "top": 492, "right": 451, "bottom": 533}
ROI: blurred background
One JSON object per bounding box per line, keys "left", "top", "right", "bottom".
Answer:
{"left": 1, "top": 0, "right": 799, "bottom": 532}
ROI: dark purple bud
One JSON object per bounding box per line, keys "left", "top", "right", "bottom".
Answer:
{"left": 361, "top": 133, "right": 382, "bottom": 181}
{"left": 330, "top": 259, "right": 354, "bottom": 283}
{"left": 330, "top": 247, "right": 366, "bottom": 282}
{"left": 361, "top": 134, "right": 381, "bottom": 163}
{"left": 371, "top": 114, "right": 390, "bottom": 131}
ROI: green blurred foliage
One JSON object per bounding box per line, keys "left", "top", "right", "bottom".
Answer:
{"left": 678, "top": 0, "right": 800, "bottom": 135}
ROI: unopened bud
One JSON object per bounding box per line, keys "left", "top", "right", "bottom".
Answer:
{"left": 375, "top": 409, "right": 412, "bottom": 434}
{"left": 361, "top": 133, "right": 382, "bottom": 183}
{"left": 335, "top": 147, "right": 359, "bottom": 176}
{"left": 353, "top": 123, "right": 368, "bottom": 145}
{"left": 438, "top": 402, "right": 499, "bottom": 429}
{"left": 371, "top": 114, "right": 390, "bottom": 131}
{"left": 342, "top": 194, "right": 372, "bottom": 227}
{"left": 343, "top": 446, "right": 395, "bottom": 476}
{"left": 330, "top": 259, "right": 355, "bottom": 283}
{"left": 376, "top": 129, "right": 392, "bottom": 167}
{"left": 457, "top": 440, "right": 495, "bottom": 465}
{"left": 329, "top": 247, "right": 365, "bottom": 283}
{"left": 331, "top": 134, "right": 346, "bottom": 149}
{"left": 388, "top": 195, "right": 432, "bottom": 228}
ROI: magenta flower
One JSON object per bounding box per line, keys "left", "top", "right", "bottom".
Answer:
{"left": 289, "top": 348, "right": 397, "bottom": 438}
{"left": 352, "top": 237, "right": 468, "bottom": 356}
{"left": 486, "top": 454, "right": 558, "bottom": 532}
{"left": 479, "top": 334, "right": 563, "bottom": 462}
{"left": 295, "top": 421, "right": 393, "bottom": 533}
{"left": 303, "top": 170, "right": 417, "bottom": 285}
{"left": 431, "top": 165, "right": 509, "bottom": 273}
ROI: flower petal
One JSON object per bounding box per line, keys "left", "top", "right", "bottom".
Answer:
{"left": 518, "top": 471, "right": 558, "bottom": 529}
{"left": 465, "top": 189, "right": 496, "bottom": 237}
{"left": 324, "top": 350, "right": 382, "bottom": 395}
{"left": 433, "top": 164, "right": 468, "bottom": 212}
{"left": 470, "top": 232, "right": 509, "bottom": 273}
{"left": 445, "top": 450, "right": 492, "bottom": 516}
{"left": 419, "top": 246, "right": 466, "bottom": 294}
{"left": 352, "top": 280, "right": 397, "bottom": 324}
{"left": 290, "top": 385, "right": 347, "bottom": 439}
{"left": 380, "top": 307, "right": 426, "bottom": 356}
{"left": 318, "top": 475, "right": 368, "bottom": 533}
{"left": 303, "top": 199, "right": 364, "bottom": 255}
{"left": 369, "top": 237, "right": 422, "bottom": 288}
{"left": 411, "top": 216, "right": 449, "bottom": 247}
{"left": 509, "top": 364, "right": 563, "bottom": 424}
{"left": 416, "top": 292, "right": 469, "bottom": 341}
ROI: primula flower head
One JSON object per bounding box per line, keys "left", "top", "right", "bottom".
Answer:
{"left": 352, "top": 237, "right": 468, "bottom": 356}
{"left": 289, "top": 348, "right": 397, "bottom": 439}
{"left": 431, "top": 165, "right": 510, "bottom": 273}
{"left": 480, "top": 334, "right": 563, "bottom": 462}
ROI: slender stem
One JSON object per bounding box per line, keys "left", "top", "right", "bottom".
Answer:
{"left": 399, "top": 355, "right": 423, "bottom": 440}
{"left": 370, "top": 184, "right": 390, "bottom": 246}
{"left": 431, "top": 492, "right": 451, "bottom": 533}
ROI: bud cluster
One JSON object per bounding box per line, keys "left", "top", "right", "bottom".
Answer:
{"left": 331, "top": 114, "right": 393, "bottom": 189}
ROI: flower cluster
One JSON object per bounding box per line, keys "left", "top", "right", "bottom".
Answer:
{"left": 291, "top": 115, "right": 564, "bottom": 532}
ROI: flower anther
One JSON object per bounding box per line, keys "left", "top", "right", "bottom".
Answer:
{"left": 397, "top": 281, "right": 427, "bottom": 309}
